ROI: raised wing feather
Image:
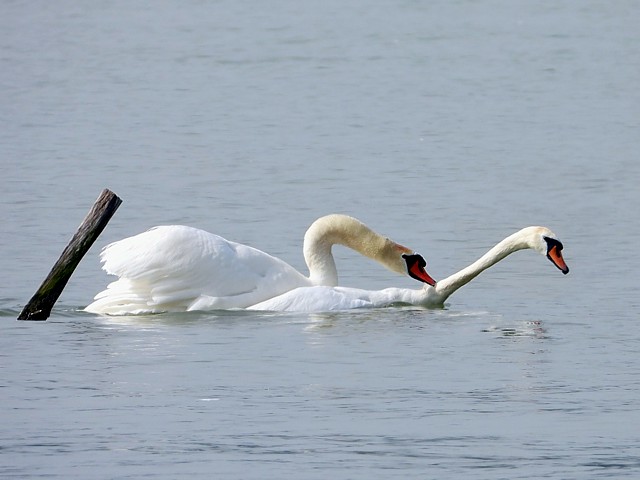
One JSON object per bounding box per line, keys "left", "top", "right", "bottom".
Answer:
{"left": 87, "top": 225, "right": 310, "bottom": 313}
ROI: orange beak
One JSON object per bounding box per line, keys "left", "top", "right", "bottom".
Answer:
{"left": 547, "top": 244, "right": 569, "bottom": 274}
{"left": 403, "top": 253, "right": 437, "bottom": 286}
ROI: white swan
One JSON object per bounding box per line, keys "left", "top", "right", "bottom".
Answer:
{"left": 247, "top": 226, "right": 569, "bottom": 312}
{"left": 84, "top": 214, "right": 436, "bottom": 315}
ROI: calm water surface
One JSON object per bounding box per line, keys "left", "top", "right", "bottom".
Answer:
{"left": 2, "top": 0, "right": 639, "bottom": 478}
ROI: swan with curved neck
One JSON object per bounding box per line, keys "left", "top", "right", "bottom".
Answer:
{"left": 85, "top": 214, "right": 435, "bottom": 315}
{"left": 303, "top": 214, "right": 433, "bottom": 286}
{"left": 426, "top": 225, "right": 568, "bottom": 306}
{"left": 247, "top": 226, "right": 569, "bottom": 312}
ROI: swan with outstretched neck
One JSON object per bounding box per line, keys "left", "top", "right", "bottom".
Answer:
{"left": 85, "top": 214, "right": 435, "bottom": 315}
{"left": 247, "top": 226, "right": 569, "bottom": 312}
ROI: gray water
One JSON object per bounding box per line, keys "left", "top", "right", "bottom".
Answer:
{"left": 2, "top": 0, "right": 639, "bottom": 478}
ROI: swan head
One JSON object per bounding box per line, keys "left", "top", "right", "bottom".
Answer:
{"left": 400, "top": 252, "right": 437, "bottom": 286}
{"left": 373, "top": 238, "right": 437, "bottom": 286}
{"left": 371, "top": 238, "right": 437, "bottom": 286}
{"left": 365, "top": 240, "right": 437, "bottom": 286}
{"left": 527, "top": 227, "right": 570, "bottom": 274}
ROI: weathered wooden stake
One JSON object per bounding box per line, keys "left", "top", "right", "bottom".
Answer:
{"left": 18, "top": 189, "right": 122, "bottom": 321}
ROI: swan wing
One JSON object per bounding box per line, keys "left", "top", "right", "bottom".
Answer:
{"left": 86, "top": 225, "right": 308, "bottom": 314}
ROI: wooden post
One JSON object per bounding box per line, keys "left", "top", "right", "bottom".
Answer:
{"left": 18, "top": 189, "right": 122, "bottom": 321}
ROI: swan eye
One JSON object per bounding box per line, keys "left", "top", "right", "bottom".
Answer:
{"left": 543, "top": 236, "right": 563, "bottom": 252}
{"left": 402, "top": 253, "right": 426, "bottom": 268}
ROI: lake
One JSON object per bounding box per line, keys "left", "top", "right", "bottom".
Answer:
{"left": 2, "top": 0, "right": 639, "bottom": 478}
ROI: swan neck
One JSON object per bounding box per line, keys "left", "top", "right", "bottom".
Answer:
{"left": 435, "top": 230, "right": 529, "bottom": 302}
{"left": 303, "top": 215, "right": 396, "bottom": 286}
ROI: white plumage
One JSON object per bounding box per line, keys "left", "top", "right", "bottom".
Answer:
{"left": 85, "top": 214, "right": 433, "bottom": 315}
{"left": 248, "top": 226, "right": 570, "bottom": 312}
{"left": 85, "top": 222, "right": 568, "bottom": 315}
{"left": 85, "top": 225, "right": 310, "bottom": 314}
